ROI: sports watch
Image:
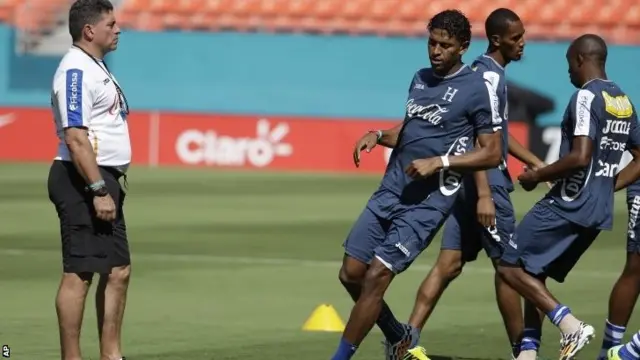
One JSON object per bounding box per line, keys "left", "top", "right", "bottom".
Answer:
{"left": 88, "top": 180, "right": 109, "bottom": 197}
{"left": 91, "top": 186, "right": 109, "bottom": 197}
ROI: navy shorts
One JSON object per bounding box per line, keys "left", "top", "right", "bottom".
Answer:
{"left": 500, "top": 201, "right": 600, "bottom": 283}
{"left": 343, "top": 191, "right": 448, "bottom": 274}
{"left": 441, "top": 185, "right": 515, "bottom": 262}
{"left": 627, "top": 194, "right": 640, "bottom": 253}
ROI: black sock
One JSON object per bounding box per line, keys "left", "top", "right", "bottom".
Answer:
{"left": 512, "top": 342, "right": 521, "bottom": 358}
{"left": 376, "top": 302, "right": 408, "bottom": 343}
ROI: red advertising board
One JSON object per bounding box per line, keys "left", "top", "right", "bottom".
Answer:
{"left": 0, "top": 107, "right": 530, "bottom": 177}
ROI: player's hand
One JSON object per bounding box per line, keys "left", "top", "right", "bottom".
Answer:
{"left": 527, "top": 162, "right": 554, "bottom": 189}
{"left": 476, "top": 195, "right": 496, "bottom": 228}
{"left": 518, "top": 167, "right": 539, "bottom": 192}
{"left": 353, "top": 132, "right": 379, "bottom": 167}
{"left": 93, "top": 194, "right": 116, "bottom": 222}
{"left": 405, "top": 157, "right": 442, "bottom": 179}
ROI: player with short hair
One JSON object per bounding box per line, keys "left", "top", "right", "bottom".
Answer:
{"left": 335, "top": 9, "right": 504, "bottom": 360}
{"left": 402, "top": 8, "right": 547, "bottom": 360}
{"left": 48, "top": 1, "right": 131, "bottom": 360}
{"left": 496, "top": 34, "right": 640, "bottom": 360}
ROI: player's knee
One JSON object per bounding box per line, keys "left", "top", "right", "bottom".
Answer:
{"left": 361, "top": 260, "right": 393, "bottom": 298}
{"left": 109, "top": 265, "right": 131, "bottom": 286}
{"left": 58, "top": 272, "right": 93, "bottom": 299}
{"left": 338, "top": 266, "right": 361, "bottom": 287}
{"left": 62, "top": 271, "right": 94, "bottom": 285}
{"left": 496, "top": 263, "right": 518, "bottom": 283}
{"left": 433, "top": 250, "right": 464, "bottom": 281}
{"left": 434, "top": 257, "right": 463, "bottom": 281}
{"left": 338, "top": 257, "right": 367, "bottom": 286}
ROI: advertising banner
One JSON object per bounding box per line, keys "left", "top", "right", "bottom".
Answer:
{"left": 0, "top": 107, "right": 531, "bottom": 177}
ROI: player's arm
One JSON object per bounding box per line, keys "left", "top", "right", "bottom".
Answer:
{"left": 405, "top": 131, "right": 502, "bottom": 178}
{"left": 441, "top": 131, "right": 503, "bottom": 171}
{"left": 55, "top": 69, "right": 104, "bottom": 188}
{"left": 522, "top": 90, "right": 597, "bottom": 184}
{"left": 525, "top": 137, "right": 592, "bottom": 183}
{"left": 615, "top": 148, "right": 640, "bottom": 191}
{"left": 377, "top": 123, "right": 403, "bottom": 148}
{"left": 615, "top": 116, "right": 640, "bottom": 191}
{"left": 354, "top": 122, "right": 403, "bottom": 167}
{"left": 482, "top": 69, "right": 545, "bottom": 168}
{"left": 471, "top": 70, "right": 500, "bottom": 199}
{"left": 472, "top": 138, "right": 492, "bottom": 198}
{"left": 508, "top": 133, "right": 545, "bottom": 169}
{"left": 440, "top": 79, "right": 504, "bottom": 171}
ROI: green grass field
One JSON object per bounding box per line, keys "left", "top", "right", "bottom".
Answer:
{"left": 0, "top": 163, "right": 638, "bottom": 360}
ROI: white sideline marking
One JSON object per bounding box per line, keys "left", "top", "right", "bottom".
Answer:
{"left": 0, "top": 248, "right": 620, "bottom": 279}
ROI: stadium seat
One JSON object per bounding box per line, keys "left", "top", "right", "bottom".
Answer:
{"left": 203, "top": 0, "right": 234, "bottom": 15}
{"left": 0, "top": 0, "right": 66, "bottom": 34}
{"left": 180, "top": 0, "right": 208, "bottom": 14}
{"left": 0, "top": 6, "right": 10, "bottom": 23}
{"left": 282, "top": 0, "right": 314, "bottom": 19}
{"left": 114, "top": 0, "right": 640, "bottom": 45}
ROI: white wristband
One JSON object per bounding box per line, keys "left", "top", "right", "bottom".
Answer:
{"left": 440, "top": 155, "right": 450, "bottom": 170}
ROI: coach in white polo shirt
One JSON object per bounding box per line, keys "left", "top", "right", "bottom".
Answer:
{"left": 48, "top": 1, "right": 130, "bottom": 360}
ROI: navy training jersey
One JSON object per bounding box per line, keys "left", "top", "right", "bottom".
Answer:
{"left": 471, "top": 54, "right": 513, "bottom": 192}
{"left": 544, "top": 79, "right": 640, "bottom": 230}
{"left": 372, "top": 65, "right": 503, "bottom": 215}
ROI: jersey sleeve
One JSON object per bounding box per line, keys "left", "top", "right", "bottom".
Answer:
{"left": 469, "top": 78, "right": 503, "bottom": 135}
{"left": 481, "top": 70, "right": 501, "bottom": 93}
{"left": 569, "top": 89, "right": 598, "bottom": 140}
{"left": 53, "top": 68, "right": 93, "bottom": 129}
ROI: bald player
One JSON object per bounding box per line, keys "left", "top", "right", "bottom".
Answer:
{"left": 496, "top": 34, "right": 640, "bottom": 360}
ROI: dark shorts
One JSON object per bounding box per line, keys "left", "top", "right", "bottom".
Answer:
{"left": 627, "top": 194, "right": 640, "bottom": 253}
{"left": 441, "top": 185, "right": 515, "bottom": 262}
{"left": 47, "top": 160, "right": 130, "bottom": 274}
{"left": 500, "top": 201, "right": 600, "bottom": 283}
{"left": 342, "top": 191, "right": 448, "bottom": 274}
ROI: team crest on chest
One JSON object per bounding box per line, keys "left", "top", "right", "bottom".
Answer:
{"left": 442, "top": 87, "right": 458, "bottom": 103}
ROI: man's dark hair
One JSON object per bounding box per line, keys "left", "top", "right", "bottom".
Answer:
{"left": 485, "top": 8, "right": 521, "bottom": 39}
{"left": 572, "top": 33, "right": 608, "bottom": 65}
{"left": 68, "top": 0, "right": 114, "bottom": 42}
{"left": 427, "top": 9, "right": 472, "bottom": 46}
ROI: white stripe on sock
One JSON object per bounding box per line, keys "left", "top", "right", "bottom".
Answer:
{"left": 553, "top": 306, "right": 568, "bottom": 324}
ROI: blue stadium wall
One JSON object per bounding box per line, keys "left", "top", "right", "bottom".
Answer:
{"left": 1, "top": 24, "right": 639, "bottom": 126}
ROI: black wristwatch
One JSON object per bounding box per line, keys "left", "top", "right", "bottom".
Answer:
{"left": 91, "top": 186, "right": 109, "bottom": 197}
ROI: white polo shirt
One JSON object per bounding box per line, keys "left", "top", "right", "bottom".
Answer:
{"left": 51, "top": 46, "right": 131, "bottom": 170}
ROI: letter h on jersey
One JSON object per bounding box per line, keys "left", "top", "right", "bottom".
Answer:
{"left": 442, "top": 87, "right": 459, "bottom": 103}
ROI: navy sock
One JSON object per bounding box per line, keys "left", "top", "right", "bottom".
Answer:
{"left": 547, "top": 304, "right": 571, "bottom": 326}
{"left": 377, "top": 302, "right": 407, "bottom": 343}
{"left": 601, "top": 320, "right": 626, "bottom": 352}
{"left": 520, "top": 327, "right": 542, "bottom": 352}
{"left": 331, "top": 338, "right": 358, "bottom": 360}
